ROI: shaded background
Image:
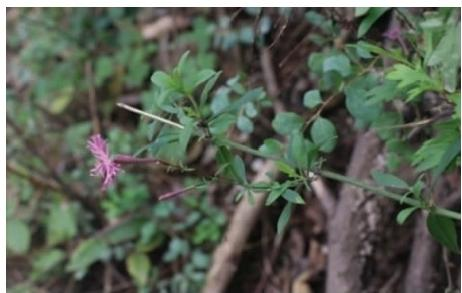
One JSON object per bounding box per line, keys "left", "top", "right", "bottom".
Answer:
{"left": 6, "top": 7, "right": 461, "bottom": 293}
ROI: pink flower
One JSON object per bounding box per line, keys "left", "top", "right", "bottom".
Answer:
{"left": 87, "top": 134, "right": 121, "bottom": 191}
{"left": 383, "top": 26, "right": 401, "bottom": 41}
{"left": 87, "top": 134, "right": 166, "bottom": 191}
{"left": 383, "top": 25, "right": 408, "bottom": 54}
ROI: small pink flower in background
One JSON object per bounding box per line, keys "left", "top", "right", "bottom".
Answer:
{"left": 383, "top": 25, "right": 408, "bottom": 54}
{"left": 87, "top": 134, "right": 121, "bottom": 191}
{"left": 383, "top": 26, "right": 401, "bottom": 41}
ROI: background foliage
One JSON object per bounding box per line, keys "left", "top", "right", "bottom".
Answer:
{"left": 6, "top": 7, "right": 460, "bottom": 293}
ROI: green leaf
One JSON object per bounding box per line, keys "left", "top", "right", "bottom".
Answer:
{"left": 345, "top": 79, "right": 382, "bottom": 126}
{"left": 287, "top": 131, "right": 313, "bottom": 169}
{"left": 371, "top": 170, "right": 410, "bottom": 189}
{"left": 396, "top": 206, "right": 419, "bottom": 225}
{"left": 191, "top": 250, "right": 210, "bottom": 269}
{"left": 412, "top": 120, "right": 460, "bottom": 172}
{"left": 277, "top": 202, "right": 293, "bottom": 235}
{"left": 282, "top": 189, "right": 305, "bottom": 205}
{"left": 6, "top": 198, "right": 16, "bottom": 218}
{"left": 217, "top": 146, "right": 247, "bottom": 184}
{"left": 32, "top": 249, "right": 65, "bottom": 277}
{"left": 139, "top": 222, "right": 158, "bottom": 245}
{"left": 127, "top": 252, "right": 151, "bottom": 287}
{"left": 303, "top": 90, "right": 323, "bottom": 109}
{"left": 227, "top": 75, "right": 245, "bottom": 94}
{"left": 50, "top": 87, "right": 73, "bottom": 114}
{"left": 386, "top": 152, "right": 401, "bottom": 171}
{"left": 148, "top": 128, "right": 182, "bottom": 161}
{"left": 272, "top": 112, "right": 304, "bottom": 135}
{"left": 427, "top": 23, "right": 460, "bottom": 66}
{"left": 305, "top": 11, "right": 334, "bottom": 34}
{"left": 209, "top": 113, "right": 236, "bottom": 135}
{"left": 310, "top": 117, "right": 337, "bottom": 153}
{"left": 105, "top": 217, "right": 145, "bottom": 245}
{"left": 356, "top": 41, "right": 411, "bottom": 65}
{"left": 265, "top": 184, "right": 288, "bottom": 206}
{"left": 387, "top": 65, "right": 426, "bottom": 88}
{"left": 228, "top": 88, "right": 265, "bottom": 113}
{"left": 365, "top": 80, "right": 399, "bottom": 105}
{"left": 7, "top": 219, "right": 30, "bottom": 255}
{"left": 46, "top": 203, "right": 77, "bottom": 246}
{"left": 432, "top": 137, "right": 460, "bottom": 183}
{"left": 308, "top": 51, "right": 327, "bottom": 75}
{"left": 345, "top": 42, "right": 374, "bottom": 59}
{"left": 193, "top": 217, "right": 222, "bottom": 244}
{"left": 216, "top": 145, "right": 234, "bottom": 177}
{"left": 232, "top": 155, "right": 247, "bottom": 184}
{"left": 234, "top": 190, "right": 245, "bottom": 202}
{"left": 237, "top": 115, "right": 254, "bottom": 134}
{"left": 163, "top": 237, "right": 190, "bottom": 262}
{"left": 95, "top": 56, "right": 114, "bottom": 86}
{"left": 244, "top": 102, "right": 258, "bottom": 118}
{"left": 427, "top": 23, "right": 460, "bottom": 92}
{"left": 151, "top": 71, "right": 176, "bottom": 90}
{"left": 67, "top": 238, "right": 111, "bottom": 279}
{"left": 427, "top": 213, "right": 459, "bottom": 253}
{"left": 193, "top": 69, "right": 216, "bottom": 89}
{"left": 211, "top": 88, "right": 230, "bottom": 114}
{"left": 259, "top": 138, "right": 283, "bottom": 157}
{"left": 275, "top": 160, "right": 297, "bottom": 178}
{"left": 355, "top": 7, "right": 370, "bottom": 17}
{"left": 410, "top": 180, "right": 425, "bottom": 199}
{"left": 357, "top": 8, "right": 390, "bottom": 38}
{"left": 200, "top": 71, "right": 221, "bottom": 105}
{"left": 355, "top": 45, "right": 373, "bottom": 59}
{"left": 239, "top": 26, "right": 255, "bottom": 43}
{"left": 305, "top": 10, "right": 326, "bottom": 27}
{"left": 323, "top": 54, "right": 352, "bottom": 77}
{"left": 175, "top": 50, "right": 190, "bottom": 76}
{"left": 386, "top": 64, "right": 441, "bottom": 101}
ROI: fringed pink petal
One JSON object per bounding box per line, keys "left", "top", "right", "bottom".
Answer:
{"left": 87, "top": 134, "right": 121, "bottom": 191}
{"left": 87, "top": 134, "right": 110, "bottom": 161}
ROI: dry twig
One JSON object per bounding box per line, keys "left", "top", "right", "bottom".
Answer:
{"left": 203, "top": 161, "right": 277, "bottom": 293}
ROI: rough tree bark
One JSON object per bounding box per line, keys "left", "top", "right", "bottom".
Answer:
{"left": 326, "top": 131, "right": 409, "bottom": 293}
{"left": 403, "top": 213, "right": 440, "bottom": 293}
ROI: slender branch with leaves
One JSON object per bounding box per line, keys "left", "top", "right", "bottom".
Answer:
{"left": 113, "top": 40, "right": 460, "bottom": 254}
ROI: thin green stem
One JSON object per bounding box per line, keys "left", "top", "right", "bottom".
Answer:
{"left": 320, "top": 170, "right": 461, "bottom": 221}
{"left": 221, "top": 139, "right": 461, "bottom": 221}
{"left": 320, "top": 170, "right": 415, "bottom": 203}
